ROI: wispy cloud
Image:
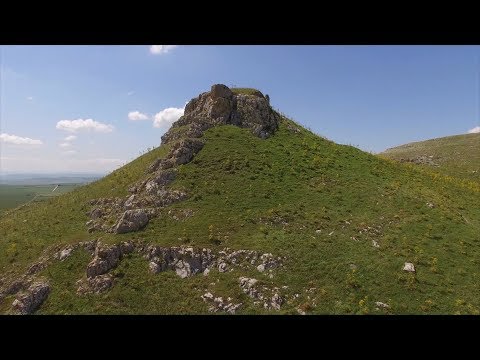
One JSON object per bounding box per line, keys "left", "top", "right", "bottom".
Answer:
{"left": 468, "top": 126, "right": 480, "bottom": 134}
{"left": 153, "top": 107, "right": 184, "bottom": 128}
{"left": 59, "top": 142, "right": 72, "bottom": 148}
{"left": 0, "top": 133, "right": 43, "bottom": 145}
{"left": 128, "top": 111, "right": 149, "bottom": 121}
{"left": 64, "top": 135, "right": 77, "bottom": 141}
{"left": 56, "top": 119, "right": 114, "bottom": 133}
{"left": 127, "top": 91, "right": 135, "bottom": 96}
{"left": 149, "top": 45, "right": 178, "bottom": 55}
{"left": 26, "top": 96, "right": 33, "bottom": 101}
{"left": 62, "top": 150, "right": 77, "bottom": 156}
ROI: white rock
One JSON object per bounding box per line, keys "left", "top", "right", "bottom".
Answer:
{"left": 59, "top": 247, "right": 73, "bottom": 261}
{"left": 375, "top": 301, "right": 390, "bottom": 309}
{"left": 315, "top": 229, "right": 322, "bottom": 234}
{"left": 149, "top": 261, "right": 161, "bottom": 274}
{"left": 218, "top": 262, "right": 228, "bottom": 273}
{"left": 403, "top": 262, "right": 415, "bottom": 272}
{"left": 372, "top": 240, "right": 380, "bottom": 248}
{"left": 257, "top": 264, "right": 265, "bottom": 272}
{"left": 203, "top": 268, "right": 210, "bottom": 276}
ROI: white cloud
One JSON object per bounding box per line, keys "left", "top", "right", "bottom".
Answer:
{"left": 27, "top": 96, "right": 33, "bottom": 101}
{"left": 149, "top": 45, "right": 178, "bottom": 55}
{"left": 128, "top": 111, "right": 149, "bottom": 121}
{"left": 468, "top": 126, "right": 480, "bottom": 134}
{"left": 0, "top": 133, "right": 43, "bottom": 145}
{"left": 56, "top": 118, "right": 114, "bottom": 133}
{"left": 62, "top": 150, "right": 77, "bottom": 155}
{"left": 59, "top": 142, "right": 72, "bottom": 148}
{"left": 127, "top": 91, "right": 135, "bottom": 96}
{"left": 64, "top": 135, "right": 77, "bottom": 141}
{"left": 153, "top": 107, "right": 184, "bottom": 128}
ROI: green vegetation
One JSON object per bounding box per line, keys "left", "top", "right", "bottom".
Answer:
{"left": 0, "top": 184, "right": 81, "bottom": 214}
{"left": 381, "top": 133, "right": 480, "bottom": 183}
{"left": 231, "top": 88, "right": 265, "bottom": 97}
{"left": 1, "top": 119, "right": 480, "bottom": 314}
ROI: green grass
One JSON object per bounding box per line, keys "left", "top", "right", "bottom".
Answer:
{"left": 0, "top": 184, "right": 81, "bottom": 214}
{"left": 231, "top": 88, "right": 265, "bottom": 97}
{"left": 1, "top": 119, "right": 480, "bottom": 314}
{"left": 380, "top": 133, "right": 480, "bottom": 183}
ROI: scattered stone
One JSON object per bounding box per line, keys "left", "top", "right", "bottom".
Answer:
{"left": 201, "top": 291, "right": 242, "bottom": 314}
{"left": 12, "top": 281, "right": 50, "bottom": 314}
{"left": 257, "top": 264, "right": 265, "bottom": 272}
{"left": 375, "top": 301, "right": 390, "bottom": 309}
{"left": 315, "top": 229, "right": 322, "bottom": 234}
{"left": 403, "top": 262, "right": 416, "bottom": 272}
{"left": 59, "top": 247, "right": 74, "bottom": 261}
{"left": 372, "top": 240, "right": 380, "bottom": 248}
{"left": 77, "top": 274, "right": 114, "bottom": 295}
{"left": 426, "top": 202, "right": 435, "bottom": 209}
{"left": 203, "top": 268, "right": 210, "bottom": 276}
{"left": 218, "top": 262, "right": 228, "bottom": 273}
{"left": 270, "top": 293, "right": 284, "bottom": 310}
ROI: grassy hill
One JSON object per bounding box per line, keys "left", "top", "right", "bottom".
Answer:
{"left": 1, "top": 92, "right": 480, "bottom": 315}
{"left": 380, "top": 133, "right": 480, "bottom": 183}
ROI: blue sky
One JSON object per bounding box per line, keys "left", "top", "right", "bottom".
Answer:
{"left": 1, "top": 45, "right": 479, "bottom": 173}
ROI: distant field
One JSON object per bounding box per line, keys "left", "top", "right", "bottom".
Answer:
{"left": 0, "top": 184, "right": 82, "bottom": 214}
{"left": 380, "top": 133, "right": 480, "bottom": 183}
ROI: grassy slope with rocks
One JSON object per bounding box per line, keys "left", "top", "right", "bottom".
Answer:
{"left": 380, "top": 133, "right": 480, "bottom": 184}
{"left": 1, "top": 117, "right": 480, "bottom": 314}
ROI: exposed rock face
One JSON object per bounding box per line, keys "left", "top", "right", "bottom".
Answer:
{"left": 159, "top": 138, "right": 205, "bottom": 170}
{"left": 114, "top": 209, "right": 149, "bottom": 234}
{"left": 12, "top": 281, "right": 50, "bottom": 315}
{"left": 86, "top": 243, "right": 122, "bottom": 278}
{"left": 161, "top": 84, "right": 280, "bottom": 145}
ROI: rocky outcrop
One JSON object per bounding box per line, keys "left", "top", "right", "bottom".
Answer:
{"left": 239, "top": 277, "right": 285, "bottom": 311}
{"left": 161, "top": 84, "right": 280, "bottom": 146}
{"left": 113, "top": 209, "right": 149, "bottom": 234}
{"left": 12, "top": 281, "right": 50, "bottom": 314}
{"left": 77, "top": 274, "right": 114, "bottom": 295}
{"left": 201, "top": 292, "right": 242, "bottom": 314}
{"left": 86, "top": 243, "right": 122, "bottom": 278}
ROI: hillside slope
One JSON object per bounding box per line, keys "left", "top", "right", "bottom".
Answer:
{"left": 380, "top": 133, "right": 480, "bottom": 183}
{"left": 1, "top": 85, "right": 480, "bottom": 315}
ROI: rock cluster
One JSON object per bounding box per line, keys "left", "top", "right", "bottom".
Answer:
{"left": 77, "top": 241, "right": 134, "bottom": 294}
{"left": 201, "top": 292, "right": 242, "bottom": 314}
{"left": 12, "top": 281, "right": 50, "bottom": 315}
{"left": 239, "top": 277, "right": 284, "bottom": 311}
{"left": 399, "top": 155, "right": 438, "bottom": 167}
